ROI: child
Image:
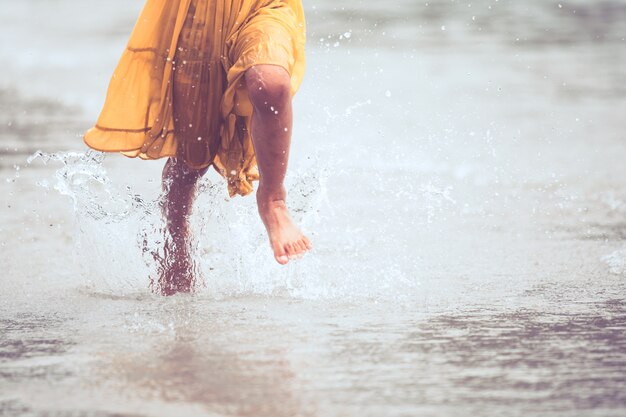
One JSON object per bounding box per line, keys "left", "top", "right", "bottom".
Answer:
{"left": 83, "top": 0, "right": 311, "bottom": 295}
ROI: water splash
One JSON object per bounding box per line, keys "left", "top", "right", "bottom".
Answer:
{"left": 603, "top": 246, "right": 626, "bottom": 276}
{"left": 23, "top": 150, "right": 371, "bottom": 299}
{"left": 25, "top": 148, "right": 454, "bottom": 301}
{"left": 28, "top": 150, "right": 159, "bottom": 292}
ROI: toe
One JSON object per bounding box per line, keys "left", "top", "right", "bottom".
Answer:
{"left": 285, "top": 242, "right": 297, "bottom": 258}
{"left": 272, "top": 242, "right": 289, "bottom": 265}
{"left": 302, "top": 236, "right": 313, "bottom": 250}
{"left": 295, "top": 240, "right": 307, "bottom": 254}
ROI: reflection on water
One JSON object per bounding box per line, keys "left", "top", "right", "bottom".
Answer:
{"left": 1, "top": 297, "right": 625, "bottom": 416}
{"left": 0, "top": 314, "right": 74, "bottom": 384}
{"left": 1, "top": 0, "right": 626, "bottom": 416}
{"left": 2, "top": 314, "right": 68, "bottom": 359}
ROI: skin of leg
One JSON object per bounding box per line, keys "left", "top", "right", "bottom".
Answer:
{"left": 244, "top": 64, "right": 312, "bottom": 264}
{"left": 158, "top": 157, "right": 207, "bottom": 295}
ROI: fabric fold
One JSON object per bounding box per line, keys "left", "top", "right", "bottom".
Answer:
{"left": 84, "top": 0, "right": 306, "bottom": 197}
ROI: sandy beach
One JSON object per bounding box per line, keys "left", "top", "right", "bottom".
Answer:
{"left": 1, "top": 1, "right": 625, "bottom": 416}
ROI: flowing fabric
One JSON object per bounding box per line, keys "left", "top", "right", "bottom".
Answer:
{"left": 83, "top": 0, "right": 306, "bottom": 196}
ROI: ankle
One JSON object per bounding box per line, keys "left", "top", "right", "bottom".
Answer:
{"left": 256, "top": 185, "right": 287, "bottom": 206}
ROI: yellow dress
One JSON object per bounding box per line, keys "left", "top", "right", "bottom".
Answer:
{"left": 83, "top": 0, "right": 306, "bottom": 197}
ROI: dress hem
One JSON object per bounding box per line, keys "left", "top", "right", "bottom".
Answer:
{"left": 83, "top": 135, "right": 208, "bottom": 167}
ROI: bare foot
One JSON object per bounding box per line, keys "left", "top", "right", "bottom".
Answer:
{"left": 257, "top": 194, "right": 312, "bottom": 265}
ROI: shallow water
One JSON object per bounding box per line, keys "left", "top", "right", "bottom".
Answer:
{"left": 1, "top": 1, "right": 626, "bottom": 416}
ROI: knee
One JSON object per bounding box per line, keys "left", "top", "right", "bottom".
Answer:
{"left": 245, "top": 65, "right": 292, "bottom": 114}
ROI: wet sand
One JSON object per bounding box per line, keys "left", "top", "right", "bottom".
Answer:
{"left": 1, "top": 1, "right": 626, "bottom": 416}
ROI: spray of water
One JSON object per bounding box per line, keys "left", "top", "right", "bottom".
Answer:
{"left": 25, "top": 149, "right": 410, "bottom": 300}
{"left": 24, "top": 143, "right": 475, "bottom": 302}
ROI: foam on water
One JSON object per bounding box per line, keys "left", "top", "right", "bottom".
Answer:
{"left": 603, "top": 246, "right": 626, "bottom": 276}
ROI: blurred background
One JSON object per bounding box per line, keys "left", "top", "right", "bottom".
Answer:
{"left": 1, "top": 1, "right": 625, "bottom": 416}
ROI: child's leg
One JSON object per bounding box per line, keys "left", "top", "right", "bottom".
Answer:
{"left": 244, "top": 64, "right": 312, "bottom": 264}
{"left": 159, "top": 157, "right": 207, "bottom": 295}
